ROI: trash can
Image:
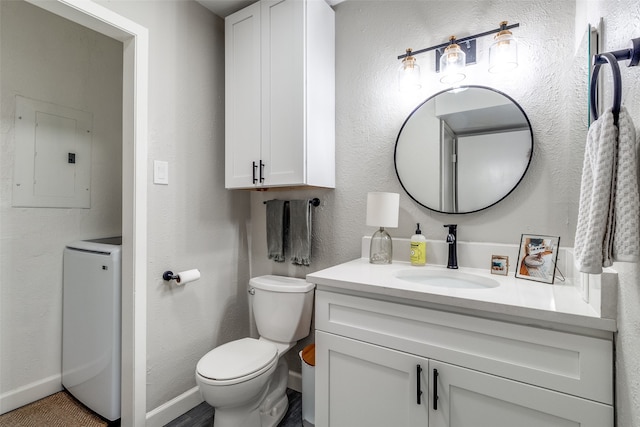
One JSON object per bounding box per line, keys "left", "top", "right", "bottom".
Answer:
{"left": 300, "top": 343, "right": 315, "bottom": 426}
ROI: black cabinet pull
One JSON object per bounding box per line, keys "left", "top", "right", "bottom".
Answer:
{"left": 259, "top": 160, "right": 265, "bottom": 183}
{"left": 433, "top": 368, "right": 439, "bottom": 410}
{"left": 416, "top": 364, "right": 423, "bottom": 405}
{"left": 252, "top": 161, "right": 258, "bottom": 184}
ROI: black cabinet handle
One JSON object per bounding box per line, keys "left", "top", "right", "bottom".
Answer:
{"left": 259, "top": 160, "right": 265, "bottom": 183}
{"left": 416, "top": 364, "right": 423, "bottom": 405}
{"left": 433, "top": 368, "right": 439, "bottom": 410}
{"left": 252, "top": 161, "right": 258, "bottom": 184}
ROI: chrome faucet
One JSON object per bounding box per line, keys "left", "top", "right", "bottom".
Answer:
{"left": 444, "top": 224, "right": 458, "bottom": 269}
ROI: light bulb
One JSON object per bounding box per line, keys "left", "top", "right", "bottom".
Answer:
{"left": 439, "top": 42, "right": 466, "bottom": 84}
{"left": 398, "top": 49, "right": 421, "bottom": 92}
{"left": 489, "top": 23, "right": 518, "bottom": 73}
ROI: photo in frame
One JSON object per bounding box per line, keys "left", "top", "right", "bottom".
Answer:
{"left": 515, "top": 234, "right": 560, "bottom": 284}
{"left": 490, "top": 255, "right": 509, "bottom": 276}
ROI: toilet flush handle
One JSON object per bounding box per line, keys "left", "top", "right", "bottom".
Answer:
{"left": 248, "top": 288, "right": 255, "bottom": 295}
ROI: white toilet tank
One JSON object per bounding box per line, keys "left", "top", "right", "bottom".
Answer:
{"left": 250, "top": 275, "right": 315, "bottom": 344}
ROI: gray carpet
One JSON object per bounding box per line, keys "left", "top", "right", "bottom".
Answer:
{"left": 164, "top": 388, "right": 303, "bottom": 427}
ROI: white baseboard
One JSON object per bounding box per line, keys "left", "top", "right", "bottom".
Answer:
{"left": 288, "top": 370, "right": 302, "bottom": 393}
{"left": 145, "top": 386, "right": 203, "bottom": 427}
{"left": 0, "top": 374, "right": 63, "bottom": 415}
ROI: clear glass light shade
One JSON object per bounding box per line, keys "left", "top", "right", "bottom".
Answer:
{"left": 488, "top": 31, "right": 518, "bottom": 73}
{"left": 370, "top": 227, "right": 393, "bottom": 264}
{"left": 439, "top": 43, "right": 466, "bottom": 84}
{"left": 398, "top": 54, "right": 421, "bottom": 92}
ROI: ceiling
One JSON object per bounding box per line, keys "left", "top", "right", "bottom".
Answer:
{"left": 195, "top": 0, "right": 345, "bottom": 18}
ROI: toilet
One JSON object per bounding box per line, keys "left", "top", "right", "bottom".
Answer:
{"left": 196, "top": 275, "right": 315, "bottom": 427}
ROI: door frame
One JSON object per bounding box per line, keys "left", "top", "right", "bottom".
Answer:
{"left": 24, "top": 1, "right": 149, "bottom": 425}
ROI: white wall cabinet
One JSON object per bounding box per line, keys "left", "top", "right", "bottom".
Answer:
{"left": 225, "top": 0, "right": 335, "bottom": 189}
{"left": 315, "top": 290, "right": 614, "bottom": 427}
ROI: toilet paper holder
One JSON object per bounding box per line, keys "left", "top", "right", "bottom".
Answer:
{"left": 162, "top": 269, "right": 201, "bottom": 285}
{"left": 162, "top": 271, "right": 179, "bottom": 281}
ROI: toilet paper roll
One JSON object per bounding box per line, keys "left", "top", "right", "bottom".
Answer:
{"left": 175, "top": 269, "right": 200, "bottom": 285}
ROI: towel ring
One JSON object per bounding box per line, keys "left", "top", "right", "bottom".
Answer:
{"left": 590, "top": 52, "right": 622, "bottom": 125}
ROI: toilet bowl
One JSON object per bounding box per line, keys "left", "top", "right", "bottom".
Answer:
{"left": 195, "top": 275, "right": 315, "bottom": 427}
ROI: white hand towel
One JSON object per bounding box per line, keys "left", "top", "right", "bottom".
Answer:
{"left": 613, "top": 107, "right": 640, "bottom": 262}
{"left": 575, "top": 107, "right": 640, "bottom": 274}
{"left": 575, "top": 109, "right": 617, "bottom": 274}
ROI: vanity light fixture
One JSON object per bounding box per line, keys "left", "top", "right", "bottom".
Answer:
{"left": 398, "top": 48, "right": 422, "bottom": 92}
{"left": 366, "top": 192, "right": 400, "bottom": 264}
{"left": 397, "top": 21, "right": 519, "bottom": 89}
{"left": 488, "top": 21, "right": 518, "bottom": 73}
{"left": 439, "top": 36, "right": 467, "bottom": 84}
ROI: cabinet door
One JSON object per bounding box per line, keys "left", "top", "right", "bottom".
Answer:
{"left": 261, "top": 0, "right": 305, "bottom": 186}
{"left": 316, "top": 331, "right": 429, "bottom": 427}
{"left": 225, "top": 3, "right": 262, "bottom": 188}
{"left": 429, "top": 360, "right": 613, "bottom": 427}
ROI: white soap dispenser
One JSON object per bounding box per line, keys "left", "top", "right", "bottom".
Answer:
{"left": 410, "top": 223, "right": 427, "bottom": 266}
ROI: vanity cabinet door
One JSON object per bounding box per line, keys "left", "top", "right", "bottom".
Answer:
{"left": 316, "top": 331, "right": 429, "bottom": 427}
{"left": 429, "top": 360, "right": 613, "bottom": 427}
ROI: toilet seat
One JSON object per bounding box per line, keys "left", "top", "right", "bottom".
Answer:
{"left": 196, "top": 338, "right": 278, "bottom": 386}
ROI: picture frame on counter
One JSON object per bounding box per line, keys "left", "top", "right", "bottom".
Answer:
{"left": 515, "top": 234, "right": 560, "bottom": 284}
{"left": 490, "top": 255, "right": 509, "bottom": 276}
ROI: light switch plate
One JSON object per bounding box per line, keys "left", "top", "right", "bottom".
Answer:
{"left": 154, "top": 160, "right": 169, "bottom": 185}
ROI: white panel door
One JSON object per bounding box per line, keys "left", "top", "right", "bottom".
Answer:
{"left": 225, "top": 3, "right": 262, "bottom": 188}
{"left": 316, "top": 331, "right": 429, "bottom": 427}
{"left": 456, "top": 129, "right": 530, "bottom": 212}
{"left": 429, "top": 360, "right": 613, "bottom": 427}
{"left": 261, "top": 0, "right": 305, "bottom": 186}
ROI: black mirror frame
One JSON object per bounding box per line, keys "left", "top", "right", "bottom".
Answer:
{"left": 394, "top": 85, "right": 534, "bottom": 214}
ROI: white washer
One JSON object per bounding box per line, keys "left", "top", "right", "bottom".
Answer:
{"left": 62, "top": 237, "right": 122, "bottom": 421}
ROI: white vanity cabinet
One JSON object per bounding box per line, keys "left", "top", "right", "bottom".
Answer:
{"left": 315, "top": 290, "right": 614, "bottom": 427}
{"left": 316, "top": 331, "right": 429, "bottom": 427}
{"left": 224, "top": 0, "right": 335, "bottom": 189}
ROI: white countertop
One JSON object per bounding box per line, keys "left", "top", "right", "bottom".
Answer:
{"left": 307, "top": 258, "right": 617, "bottom": 333}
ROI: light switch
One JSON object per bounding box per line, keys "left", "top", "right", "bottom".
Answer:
{"left": 154, "top": 160, "right": 169, "bottom": 185}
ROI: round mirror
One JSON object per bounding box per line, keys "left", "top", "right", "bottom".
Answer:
{"left": 395, "top": 86, "right": 533, "bottom": 214}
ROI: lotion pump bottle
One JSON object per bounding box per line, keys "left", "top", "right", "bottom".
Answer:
{"left": 410, "top": 223, "right": 427, "bottom": 266}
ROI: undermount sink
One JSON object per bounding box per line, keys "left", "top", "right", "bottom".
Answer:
{"left": 393, "top": 269, "right": 500, "bottom": 289}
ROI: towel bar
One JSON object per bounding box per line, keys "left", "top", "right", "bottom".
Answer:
{"left": 263, "top": 198, "right": 320, "bottom": 207}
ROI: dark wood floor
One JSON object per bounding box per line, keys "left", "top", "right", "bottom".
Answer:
{"left": 164, "top": 388, "right": 303, "bottom": 427}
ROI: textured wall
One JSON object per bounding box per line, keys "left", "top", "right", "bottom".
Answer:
{"left": 250, "top": 0, "right": 587, "bottom": 372}
{"left": 93, "top": 0, "right": 252, "bottom": 411}
{"left": 0, "top": 0, "right": 123, "bottom": 403}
